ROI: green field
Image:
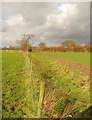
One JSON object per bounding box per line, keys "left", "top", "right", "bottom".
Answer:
{"left": 2, "top": 50, "right": 40, "bottom": 118}
{"left": 2, "top": 50, "right": 91, "bottom": 118}
{"left": 37, "top": 52, "right": 90, "bottom": 66}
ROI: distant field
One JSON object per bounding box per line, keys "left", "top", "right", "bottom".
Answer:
{"left": 37, "top": 52, "right": 90, "bottom": 66}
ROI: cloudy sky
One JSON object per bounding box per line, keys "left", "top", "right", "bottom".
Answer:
{"left": 1, "top": 2, "right": 90, "bottom": 47}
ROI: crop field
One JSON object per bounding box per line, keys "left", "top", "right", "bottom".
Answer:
{"left": 2, "top": 50, "right": 91, "bottom": 118}
{"left": 2, "top": 50, "right": 40, "bottom": 118}
{"left": 37, "top": 52, "right": 90, "bottom": 66}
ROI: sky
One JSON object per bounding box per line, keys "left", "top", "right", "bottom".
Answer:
{"left": 1, "top": 2, "right": 90, "bottom": 47}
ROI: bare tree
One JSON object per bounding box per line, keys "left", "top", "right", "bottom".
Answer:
{"left": 61, "top": 40, "right": 79, "bottom": 48}
{"left": 39, "top": 42, "right": 46, "bottom": 47}
{"left": 16, "top": 34, "right": 34, "bottom": 51}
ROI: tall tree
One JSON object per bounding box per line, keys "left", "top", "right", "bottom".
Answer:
{"left": 16, "top": 34, "right": 34, "bottom": 51}
{"left": 61, "top": 40, "right": 79, "bottom": 47}
{"left": 39, "top": 42, "right": 46, "bottom": 47}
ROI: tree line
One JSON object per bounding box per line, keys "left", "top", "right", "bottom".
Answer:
{"left": 2, "top": 38, "right": 92, "bottom": 53}
{"left": 33, "top": 40, "right": 92, "bottom": 53}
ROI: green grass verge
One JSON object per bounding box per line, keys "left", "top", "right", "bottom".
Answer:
{"left": 29, "top": 52, "right": 91, "bottom": 118}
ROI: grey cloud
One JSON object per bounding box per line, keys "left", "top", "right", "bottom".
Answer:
{"left": 2, "top": 2, "right": 90, "bottom": 47}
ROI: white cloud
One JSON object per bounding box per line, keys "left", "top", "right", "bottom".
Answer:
{"left": 57, "top": 4, "right": 77, "bottom": 14}
{"left": 6, "top": 14, "right": 23, "bottom": 26}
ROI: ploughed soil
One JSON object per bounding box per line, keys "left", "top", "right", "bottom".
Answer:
{"left": 36, "top": 53, "right": 91, "bottom": 77}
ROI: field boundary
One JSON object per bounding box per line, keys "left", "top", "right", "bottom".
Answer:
{"left": 35, "top": 53, "right": 90, "bottom": 76}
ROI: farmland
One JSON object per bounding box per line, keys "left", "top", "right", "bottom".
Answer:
{"left": 2, "top": 50, "right": 91, "bottom": 118}
{"left": 37, "top": 52, "right": 90, "bottom": 66}
{"left": 2, "top": 50, "right": 39, "bottom": 118}
{"left": 29, "top": 52, "right": 91, "bottom": 118}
